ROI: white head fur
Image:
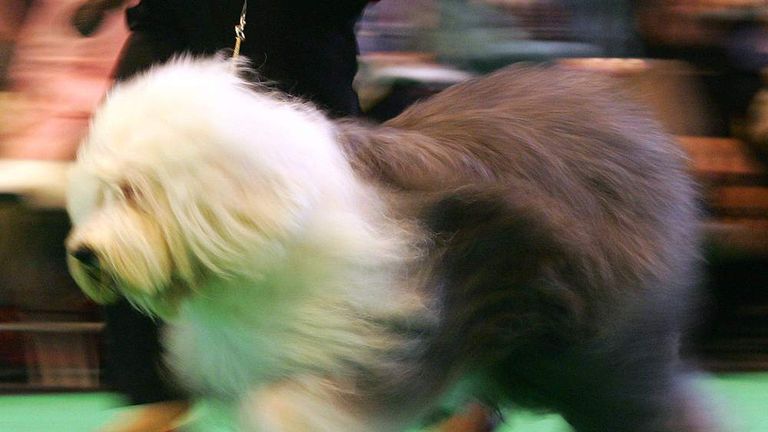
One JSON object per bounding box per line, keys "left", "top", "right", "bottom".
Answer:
{"left": 66, "top": 58, "right": 418, "bottom": 367}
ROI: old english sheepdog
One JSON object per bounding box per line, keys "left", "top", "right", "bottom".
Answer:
{"left": 65, "top": 57, "right": 716, "bottom": 431}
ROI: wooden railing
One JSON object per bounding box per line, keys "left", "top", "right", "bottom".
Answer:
{"left": 679, "top": 136, "right": 768, "bottom": 257}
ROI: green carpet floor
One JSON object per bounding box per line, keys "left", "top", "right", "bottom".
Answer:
{"left": 0, "top": 373, "right": 766, "bottom": 431}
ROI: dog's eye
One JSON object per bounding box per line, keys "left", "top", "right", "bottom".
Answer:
{"left": 119, "top": 183, "right": 139, "bottom": 202}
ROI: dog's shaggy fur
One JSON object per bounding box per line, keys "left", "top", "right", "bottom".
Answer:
{"left": 66, "top": 58, "right": 715, "bottom": 431}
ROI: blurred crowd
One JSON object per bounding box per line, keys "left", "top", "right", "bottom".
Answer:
{"left": 0, "top": 0, "right": 127, "bottom": 160}
{"left": 358, "top": 0, "right": 768, "bottom": 139}
{"left": 1, "top": 0, "right": 768, "bottom": 157}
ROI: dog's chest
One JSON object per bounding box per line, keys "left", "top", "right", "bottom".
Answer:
{"left": 165, "top": 306, "right": 284, "bottom": 396}
{"left": 164, "top": 292, "right": 393, "bottom": 397}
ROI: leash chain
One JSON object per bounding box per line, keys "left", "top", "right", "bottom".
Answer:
{"left": 232, "top": 0, "right": 247, "bottom": 59}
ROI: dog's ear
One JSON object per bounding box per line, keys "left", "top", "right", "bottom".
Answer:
{"left": 162, "top": 167, "right": 309, "bottom": 280}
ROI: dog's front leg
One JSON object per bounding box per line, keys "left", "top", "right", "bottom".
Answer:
{"left": 239, "top": 376, "right": 393, "bottom": 432}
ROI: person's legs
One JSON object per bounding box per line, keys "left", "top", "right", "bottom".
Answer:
{"left": 111, "top": 31, "right": 180, "bottom": 81}
{"left": 103, "top": 300, "right": 180, "bottom": 404}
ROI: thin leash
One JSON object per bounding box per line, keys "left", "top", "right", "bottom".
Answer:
{"left": 232, "top": 0, "right": 247, "bottom": 61}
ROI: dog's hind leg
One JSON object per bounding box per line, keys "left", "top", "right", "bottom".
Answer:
{"left": 495, "top": 335, "right": 721, "bottom": 432}
{"left": 552, "top": 360, "right": 718, "bottom": 432}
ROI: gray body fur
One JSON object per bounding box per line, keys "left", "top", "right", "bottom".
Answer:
{"left": 337, "top": 65, "right": 710, "bottom": 431}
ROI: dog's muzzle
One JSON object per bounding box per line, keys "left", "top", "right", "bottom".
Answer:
{"left": 66, "top": 243, "right": 120, "bottom": 304}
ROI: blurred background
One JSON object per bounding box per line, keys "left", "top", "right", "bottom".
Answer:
{"left": 0, "top": 0, "right": 767, "bottom": 430}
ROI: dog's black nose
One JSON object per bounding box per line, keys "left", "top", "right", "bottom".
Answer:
{"left": 71, "top": 246, "right": 99, "bottom": 268}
